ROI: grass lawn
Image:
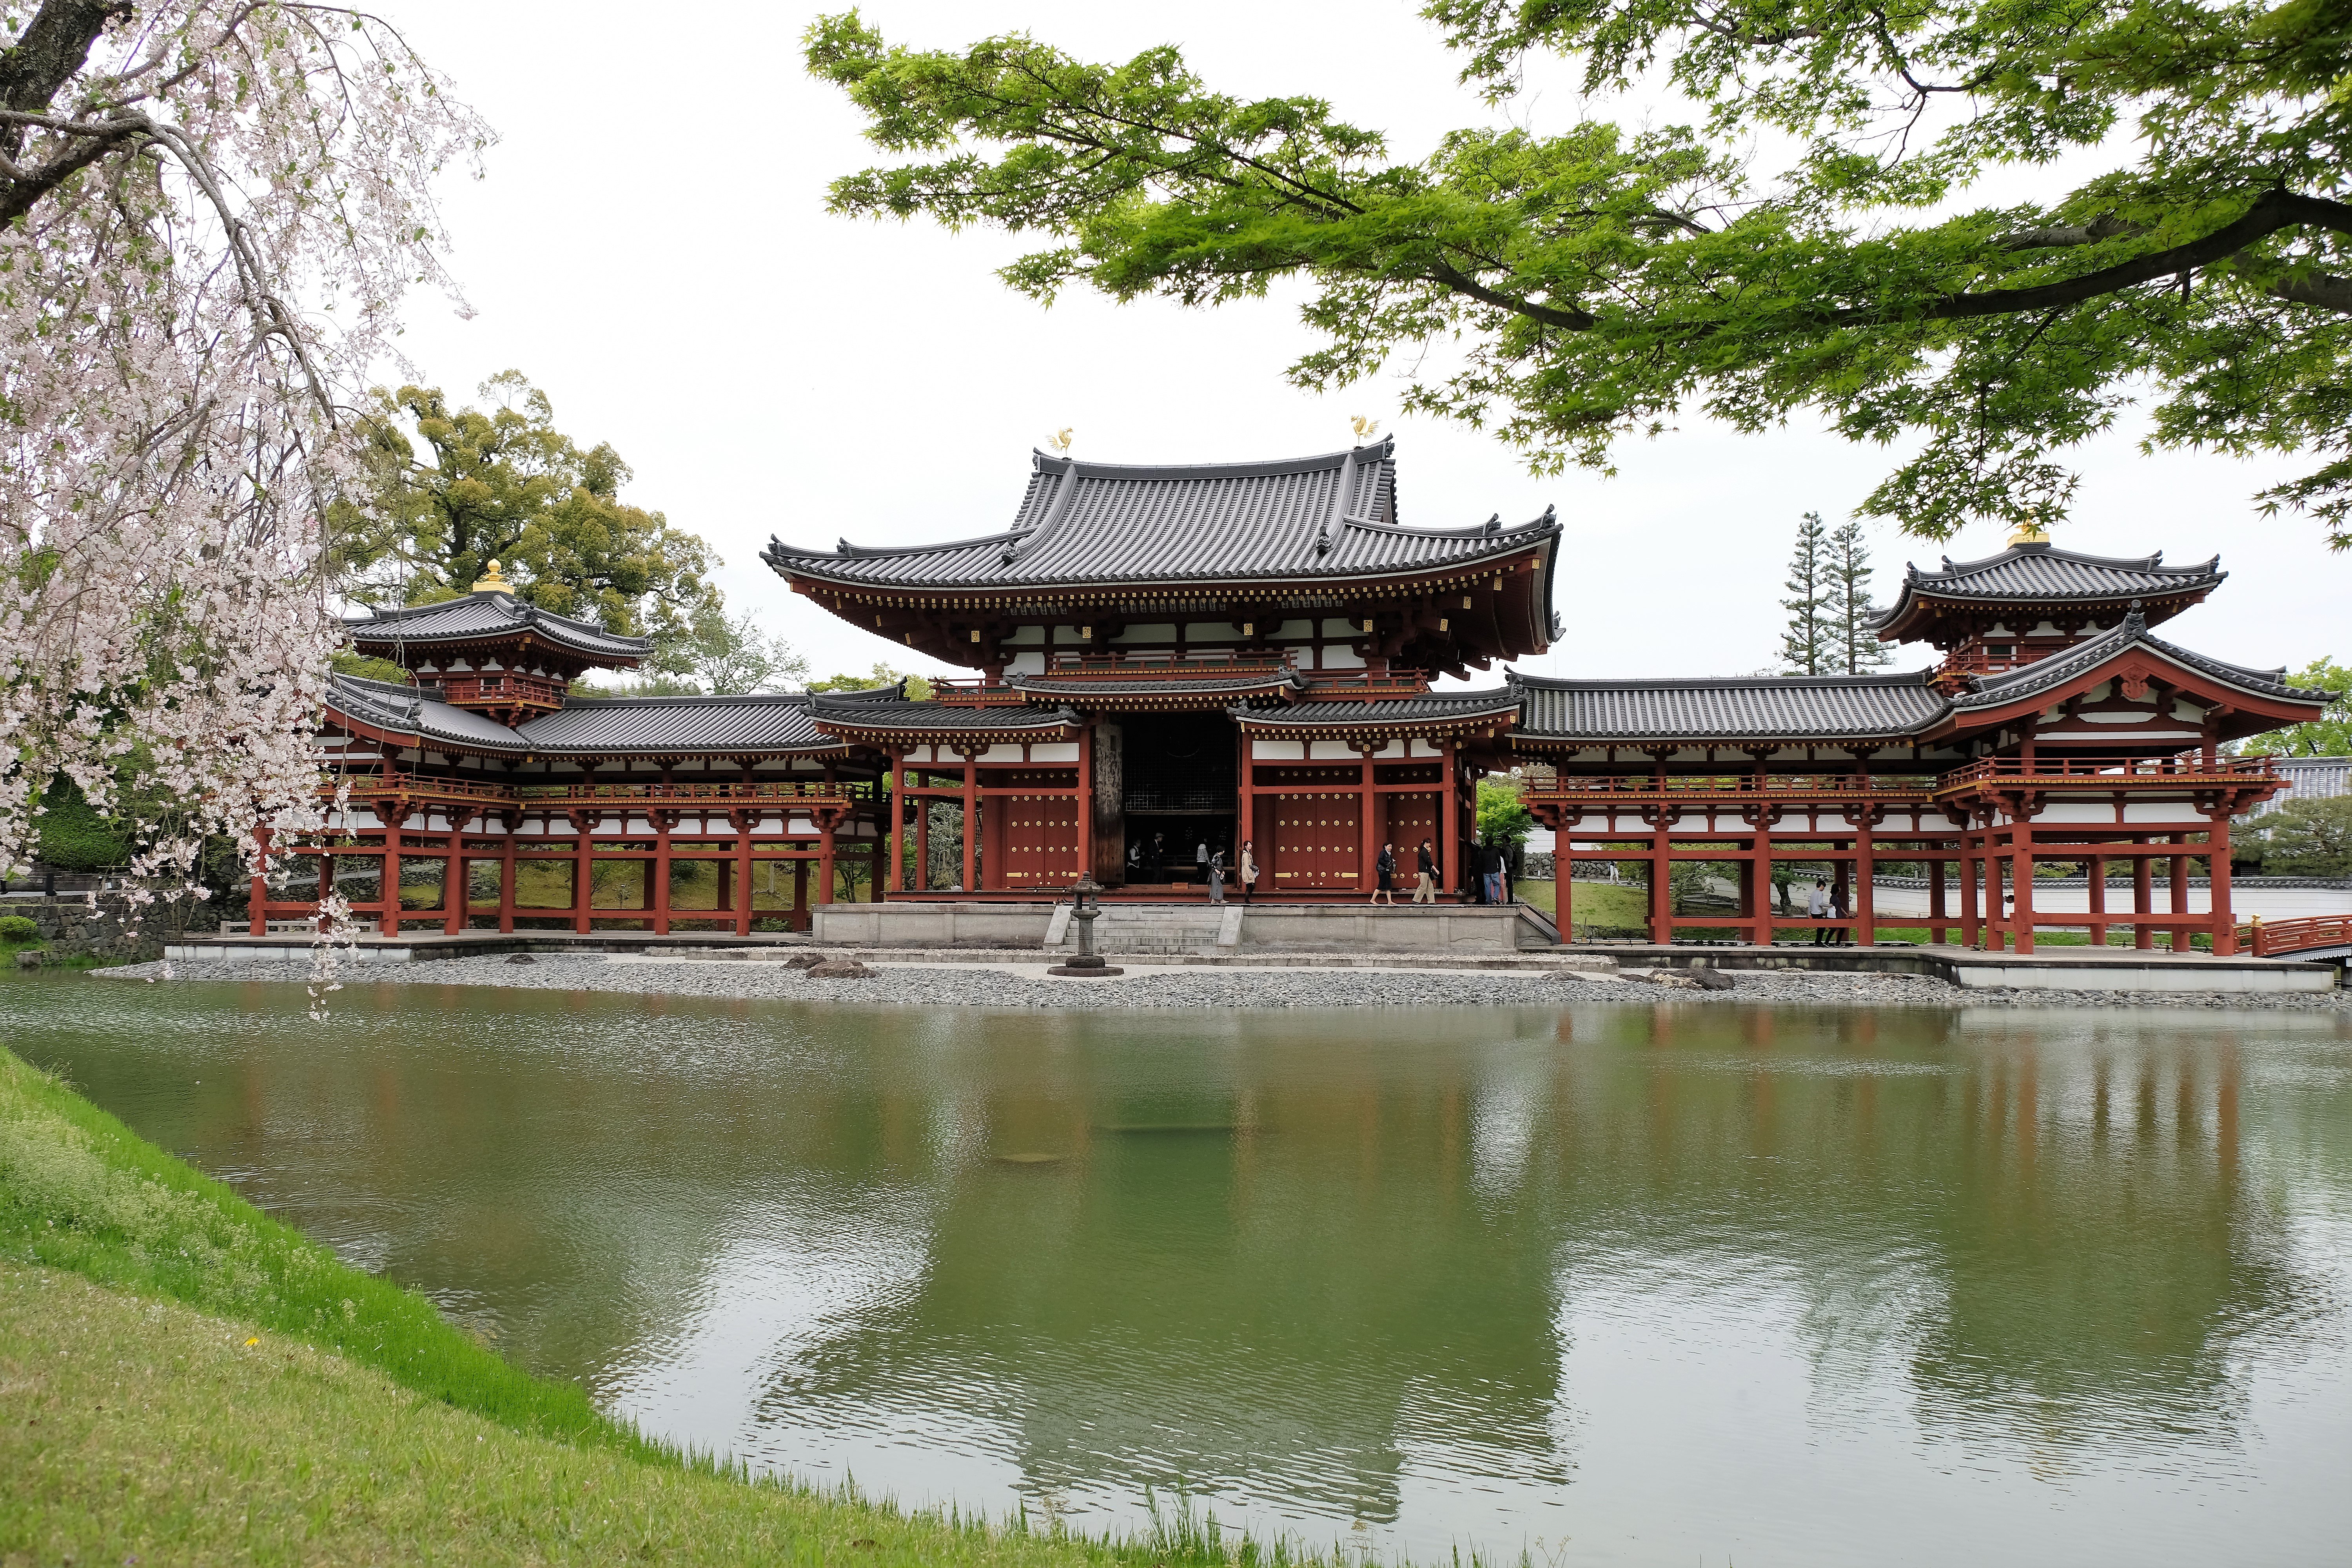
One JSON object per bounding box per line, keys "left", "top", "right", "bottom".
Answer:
{"left": 0, "top": 1047, "right": 1309, "bottom": 1566}
{"left": 1514, "top": 878, "right": 1652, "bottom": 933}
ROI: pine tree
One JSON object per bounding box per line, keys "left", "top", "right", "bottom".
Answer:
{"left": 1778, "top": 512, "right": 1831, "bottom": 675}
{"left": 1826, "top": 518, "right": 1895, "bottom": 674}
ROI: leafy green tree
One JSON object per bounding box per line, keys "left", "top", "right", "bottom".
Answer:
{"left": 2255, "top": 796, "right": 2352, "bottom": 875}
{"left": 809, "top": 663, "right": 934, "bottom": 700}
{"left": 2237, "top": 656, "right": 2352, "bottom": 755}
{"left": 332, "top": 372, "right": 718, "bottom": 645}
{"left": 1779, "top": 511, "right": 1831, "bottom": 675}
{"left": 1477, "top": 775, "right": 1535, "bottom": 851}
{"left": 648, "top": 606, "right": 811, "bottom": 695}
{"left": 808, "top": 2, "right": 2352, "bottom": 544}
{"left": 1827, "top": 519, "right": 1893, "bottom": 675}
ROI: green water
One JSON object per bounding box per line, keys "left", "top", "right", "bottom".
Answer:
{"left": 6, "top": 975, "right": 2349, "bottom": 1566}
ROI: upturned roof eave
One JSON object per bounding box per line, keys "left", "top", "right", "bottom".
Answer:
{"left": 763, "top": 530, "right": 1558, "bottom": 598}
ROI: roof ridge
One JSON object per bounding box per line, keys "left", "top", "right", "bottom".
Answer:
{"left": 1510, "top": 669, "right": 1937, "bottom": 691}
{"left": 1030, "top": 439, "right": 1393, "bottom": 483}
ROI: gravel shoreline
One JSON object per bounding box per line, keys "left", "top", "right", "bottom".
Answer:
{"left": 92, "top": 955, "right": 2352, "bottom": 1012}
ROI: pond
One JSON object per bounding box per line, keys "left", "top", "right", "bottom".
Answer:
{"left": 6, "top": 974, "right": 2349, "bottom": 1566}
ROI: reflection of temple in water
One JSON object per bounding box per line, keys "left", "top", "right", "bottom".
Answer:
{"left": 94, "top": 991, "right": 2332, "bottom": 1521}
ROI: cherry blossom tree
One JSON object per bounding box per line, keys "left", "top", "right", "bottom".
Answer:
{"left": 0, "top": 1, "right": 488, "bottom": 933}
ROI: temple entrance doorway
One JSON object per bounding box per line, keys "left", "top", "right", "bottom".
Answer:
{"left": 1118, "top": 711, "right": 1238, "bottom": 889}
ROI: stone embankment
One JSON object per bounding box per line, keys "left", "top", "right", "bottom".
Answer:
{"left": 95, "top": 952, "right": 2352, "bottom": 1011}
{"left": 3, "top": 891, "right": 217, "bottom": 962}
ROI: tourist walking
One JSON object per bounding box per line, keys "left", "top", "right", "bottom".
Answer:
{"left": 1239, "top": 839, "right": 1258, "bottom": 903}
{"left": 1809, "top": 878, "right": 1831, "bottom": 946}
{"left": 1196, "top": 838, "right": 1209, "bottom": 881}
{"left": 1372, "top": 841, "right": 1397, "bottom": 904}
{"left": 1207, "top": 846, "right": 1227, "bottom": 904}
{"left": 1413, "top": 840, "right": 1437, "bottom": 904}
{"left": 1483, "top": 842, "right": 1506, "bottom": 906}
{"left": 1828, "top": 885, "right": 1849, "bottom": 944}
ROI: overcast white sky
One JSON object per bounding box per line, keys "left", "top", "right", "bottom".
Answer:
{"left": 380, "top": 0, "right": 2343, "bottom": 686}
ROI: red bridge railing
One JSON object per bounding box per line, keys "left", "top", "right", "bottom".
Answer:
{"left": 2239, "top": 915, "right": 2352, "bottom": 957}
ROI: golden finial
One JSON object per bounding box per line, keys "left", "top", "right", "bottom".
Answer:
{"left": 2006, "top": 518, "right": 2053, "bottom": 548}
{"left": 1351, "top": 415, "right": 1381, "bottom": 442}
{"left": 471, "top": 558, "right": 513, "bottom": 593}
{"left": 1047, "top": 428, "right": 1074, "bottom": 454}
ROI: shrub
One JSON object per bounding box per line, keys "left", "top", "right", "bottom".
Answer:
{"left": 0, "top": 916, "right": 37, "bottom": 943}
{"left": 33, "top": 775, "right": 131, "bottom": 872}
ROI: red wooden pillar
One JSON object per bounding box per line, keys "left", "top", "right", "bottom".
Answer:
{"left": 1746, "top": 833, "right": 1770, "bottom": 946}
{"left": 792, "top": 857, "right": 809, "bottom": 930}
{"left": 1077, "top": 724, "right": 1095, "bottom": 889}
{"left": 1648, "top": 828, "right": 1671, "bottom": 943}
{"left": 2085, "top": 853, "right": 2107, "bottom": 947}
{"left": 817, "top": 810, "right": 838, "bottom": 908}
{"left": 1929, "top": 855, "right": 1948, "bottom": 946}
{"left": 2169, "top": 839, "right": 2191, "bottom": 952}
{"left": 960, "top": 751, "right": 978, "bottom": 893}
{"left": 1430, "top": 743, "right": 1449, "bottom": 902}
{"left": 889, "top": 751, "right": 907, "bottom": 895}
{"left": 499, "top": 814, "right": 518, "bottom": 935}
{"left": 570, "top": 809, "right": 594, "bottom": 935}
{"left": 651, "top": 813, "right": 673, "bottom": 935}
{"left": 734, "top": 809, "right": 757, "bottom": 936}
{"left": 2209, "top": 817, "right": 2235, "bottom": 954}
{"left": 1959, "top": 831, "right": 1980, "bottom": 947}
{"left": 2133, "top": 838, "right": 2154, "bottom": 949}
{"left": 249, "top": 825, "right": 271, "bottom": 936}
{"left": 1358, "top": 747, "right": 1379, "bottom": 902}
{"left": 2012, "top": 821, "right": 2036, "bottom": 954}
{"left": 378, "top": 806, "right": 405, "bottom": 937}
{"left": 1856, "top": 818, "right": 1877, "bottom": 947}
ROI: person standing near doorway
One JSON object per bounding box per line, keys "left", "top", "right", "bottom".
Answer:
{"left": 1829, "top": 884, "right": 1849, "bottom": 945}
{"left": 1414, "top": 840, "right": 1437, "bottom": 904}
{"left": 1208, "top": 844, "right": 1227, "bottom": 904}
{"left": 1239, "top": 840, "right": 1258, "bottom": 903}
{"left": 1809, "top": 878, "right": 1831, "bottom": 945}
{"left": 1372, "top": 841, "right": 1397, "bottom": 905}
{"left": 1196, "top": 837, "right": 1209, "bottom": 882}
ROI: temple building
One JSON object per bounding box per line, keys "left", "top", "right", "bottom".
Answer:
{"left": 267, "top": 442, "right": 2327, "bottom": 956}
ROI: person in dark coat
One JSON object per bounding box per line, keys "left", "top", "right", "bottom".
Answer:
{"left": 1413, "top": 840, "right": 1437, "bottom": 904}
{"left": 1372, "top": 842, "right": 1397, "bottom": 905}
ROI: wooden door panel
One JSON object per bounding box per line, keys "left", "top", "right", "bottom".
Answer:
{"left": 1271, "top": 791, "right": 1362, "bottom": 891}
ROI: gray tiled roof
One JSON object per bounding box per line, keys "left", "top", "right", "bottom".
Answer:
{"left": 1873, "top": 544, "right": 2223, "bottom": 628}
{"left": 1510, "top": 671, "right": 1949, "bottom": 741}
{"left": 764, "top": 440, "right": 1559, "bottom": 591}
{"left": 807, "top": 697, "right": 1086, "bottom": 735}
{"left": 346, "top": 592, "right": 651, "bottom": 661}
{"left": 325, "top": 675, "right": 533, "bottom": 753}
{"left": 514, "top": 694, "right": 843, "bottom": 755}
{"left": 1949, "top": 612, "right": 2323, "bottom": 710}
{"left": 1230, "top": 689, "right": 1522, "bottom": 728}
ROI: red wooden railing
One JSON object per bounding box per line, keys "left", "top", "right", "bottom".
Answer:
{"left": 328, "top": 774, "right": 871, "bottom": 805}
{"left": 1521, "top": 773, "right": 1936, "bottom": 800}
{"left": 1936, "top": 753, "right": 2276, "bottom": 789}
{"left": 2238, "top": 915, "right": 2352, "bottom": 957}
{"left": 423, "top": 672, "right": 568, "bottom": 708}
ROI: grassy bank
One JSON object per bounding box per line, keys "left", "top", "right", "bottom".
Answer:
{"left": 0, "top": 1047, "right": 1325, "bottom": 1566}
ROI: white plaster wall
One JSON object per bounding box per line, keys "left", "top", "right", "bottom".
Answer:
{"left": 1029, "top": 742, "right": 1080, "bottom": 762}
{"left": 1252, "top": 740, "right": 1307, "bottom": 759}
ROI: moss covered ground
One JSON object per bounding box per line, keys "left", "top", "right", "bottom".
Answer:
{"left": 0, "top": 1047, "right": 1334, "bottom": 1567}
